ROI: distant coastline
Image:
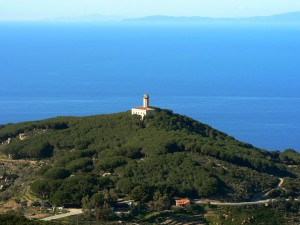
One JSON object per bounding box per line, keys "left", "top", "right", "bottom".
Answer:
{"left": 124, "top": 12, "right": 300, "bottom": 24}
{"left": 1, "top": 11, "right": 300, "bottom": 24}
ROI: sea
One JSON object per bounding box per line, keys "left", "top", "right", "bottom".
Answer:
{"left": 0, "top": 22, "right": 300, "bottom": 151}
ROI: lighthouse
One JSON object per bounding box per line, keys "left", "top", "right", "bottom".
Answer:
{"left": 143, "top": 94, "right": 149, "bottom": 108}
{"left": 131, "top": 94, "right": 155, "bottom": 119}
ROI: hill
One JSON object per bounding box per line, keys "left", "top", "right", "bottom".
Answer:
{"left": 125, "top": 12, "right": 300, "bottom": 24}
{"left": 0, "top": 108, "right": 299, "bottom": 223}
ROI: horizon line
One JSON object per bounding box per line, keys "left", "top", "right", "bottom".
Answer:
{"left": 1, "top": 11, "right": 300, "bottom": 22}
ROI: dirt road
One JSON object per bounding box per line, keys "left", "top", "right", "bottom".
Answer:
{"left": 41, "top": 208, "right": 83, "bottom": 221}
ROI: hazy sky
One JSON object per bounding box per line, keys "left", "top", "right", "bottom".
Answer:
{"left": 1, "top": 0, "right": 300, "bottom": 20}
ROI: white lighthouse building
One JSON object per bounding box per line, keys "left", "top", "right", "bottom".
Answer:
{"left": 131, "top": 94, "right": 155, "bottom": 119}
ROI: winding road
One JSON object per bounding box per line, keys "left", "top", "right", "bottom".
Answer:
{"left": 196, "top": 199, "right": 272, "bottom": 206}
{"left": 196, "top": 177, "right": 290, "bottom": 206}
{"left": 278, "top": 178, "right": 284, "bottom": 187}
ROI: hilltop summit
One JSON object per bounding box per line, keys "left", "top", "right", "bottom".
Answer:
{"left": 0, "top": 109, "right": 299, "bottom": 209}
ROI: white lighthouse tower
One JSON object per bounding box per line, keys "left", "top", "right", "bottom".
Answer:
{"left": 143, "top": 94, "right": 149, "bottom": 108}
{"left": 131, "top": 94, "right": 155, "bottom": 119}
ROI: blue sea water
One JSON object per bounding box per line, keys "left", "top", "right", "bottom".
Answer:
{"left": 0, "top": 22, "right": 300, "bottom": 151}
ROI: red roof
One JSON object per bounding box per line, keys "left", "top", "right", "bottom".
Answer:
{"left": 132, "top": 106, "right": 155, "bottom": 110}
{"left": 175, "top": 199, "right": 190, "bottom": 205}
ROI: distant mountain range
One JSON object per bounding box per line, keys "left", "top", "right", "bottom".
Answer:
{"left": 125, "top": 12, "right": 300, "bottom": 24}
{"left": 5, "top": 12, "right": 300, "bottom": 24}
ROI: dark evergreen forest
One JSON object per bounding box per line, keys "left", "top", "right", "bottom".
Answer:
{"left": 0, "top": 109, "right": 299, "bottom": 207}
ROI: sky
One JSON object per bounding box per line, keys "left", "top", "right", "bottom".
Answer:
{"left": 1, "top": 0, "right": 300, "bottom": 21}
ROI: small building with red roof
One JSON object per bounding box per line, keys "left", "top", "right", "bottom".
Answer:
{"left": 175, "top": 198, "right": 191, "bottom": 207}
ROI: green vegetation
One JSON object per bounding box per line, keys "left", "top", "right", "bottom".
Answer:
{"left": 0, "top": 108, "right": 299, "bottom": 210}
{"left": 55, "top": 201, "right": 300, "bottom": 225}
{"left": 280, "top": 148, "right": 300, "bottom": 164}
{"left": 0, "top": 212, "right": 61, "bottom": 225}
{"left": 205, "top": 200, "right": 300, "bottom": 225}
{"left": 2, "top": 139, "right": 53, "bottom": 159}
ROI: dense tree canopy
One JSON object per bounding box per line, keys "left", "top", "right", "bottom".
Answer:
{"left": 0, "top": 212, "right": 61, "bottom": 225}
{"left": 1, "top": 109, "right": 299, "bottom": 206}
